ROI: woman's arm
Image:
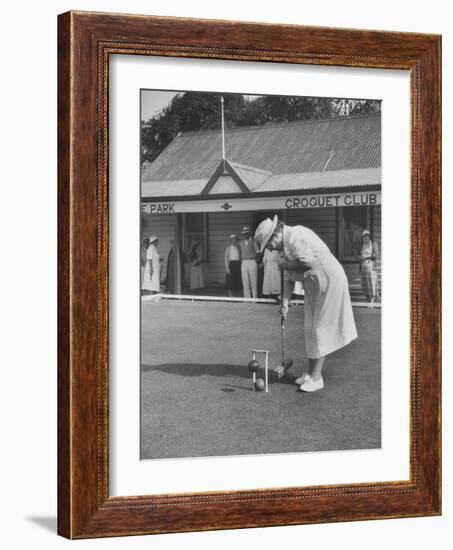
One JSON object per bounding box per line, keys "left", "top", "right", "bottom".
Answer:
{"left": 253, "top": 238, "right": 260, "bottom": 256}
{"left": 224, "top": 247, "right": 230, "bottom": 273}
{"left": 196, "top": 246, "right": 203, "bottom": 266}
{"left": 372, "top": 241, "right": 379, "bottom": 260}
{"left": 147, "top": 248, "right": 154, "bottom": 277}
{"left": 190, "top": 246, "right": 197, "bottom": 266}
{"left": 278, "top": 258, "right": 312, "bottom": 273}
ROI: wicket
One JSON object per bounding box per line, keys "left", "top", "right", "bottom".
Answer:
{"left": 250, "top": 349, "right": 269, "bottom": 392}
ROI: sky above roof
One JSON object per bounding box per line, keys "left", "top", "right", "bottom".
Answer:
{"left": 141, "top": 90, "right": 180, "bottom": 121}
{"left": 141, "top": 91, "right": 262, "bottom": 121}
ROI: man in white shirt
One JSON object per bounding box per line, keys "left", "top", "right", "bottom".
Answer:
{"left": 224, "top": 234, "right": 242, "bottom": 297}
{"left": 239, "top": 225, "right": 259, "bottom": 299}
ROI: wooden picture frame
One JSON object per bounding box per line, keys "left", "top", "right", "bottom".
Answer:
{"left": 58, "top": 11, "right": 441, "bottom": 539}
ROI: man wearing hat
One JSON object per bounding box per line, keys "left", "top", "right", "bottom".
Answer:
{"left": 254, "top": 216, "right": 357, "bottom": 392}
{"left": 239, "top": 225, "right": 259, "bottom": 299}
{"left": 141, "top": 235, "right": 161, "bottom": 295}
{"left": 224, "top": 234, "right": 242, "bottom": 297}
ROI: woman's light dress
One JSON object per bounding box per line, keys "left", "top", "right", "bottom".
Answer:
{"left": 359, "top": 241, "right": 379, "bottom": 300}
{"left": 142, "top": 244, "right": 161, "bottom": 292}
{"left": 284, "top": 225, "right": 357, "bottom": 359}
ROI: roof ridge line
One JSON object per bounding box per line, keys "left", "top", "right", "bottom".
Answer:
{"left": 177, "top": 112, "right": 381, "bottom": 137}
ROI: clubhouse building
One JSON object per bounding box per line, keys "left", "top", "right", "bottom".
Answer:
{"left": 141, "top": 112, "right": 381, "bottom": 299}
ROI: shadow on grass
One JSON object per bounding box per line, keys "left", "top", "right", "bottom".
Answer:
{"left": 141, "top": 362, "right": 297, "bottom": 385}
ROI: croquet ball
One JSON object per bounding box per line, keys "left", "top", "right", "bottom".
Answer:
{"left": 254, "top": 378, "right": 265, "bottom": 391}
{"left": 283, "top": 358, "right": 294, "bottom": 369}
{"left": 248, "top": 360, "right": 259, "bottom": 373}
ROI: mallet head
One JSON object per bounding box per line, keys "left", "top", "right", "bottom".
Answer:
{"left": 273, "top": 359, "right": 294, "bottom": 379}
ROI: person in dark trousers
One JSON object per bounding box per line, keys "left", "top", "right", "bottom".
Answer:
{"left": 224, "top": 234, "right": 242, "bottom": 297}
{"left": 239, "top": 225, "right": 259, "bottom": 299}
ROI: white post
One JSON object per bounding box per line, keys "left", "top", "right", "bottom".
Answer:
{"left": 252, "top": 350, "right": 256, "bottom": 391}
{"left": 220, "top": 96, "right": 226, "bottom": 171}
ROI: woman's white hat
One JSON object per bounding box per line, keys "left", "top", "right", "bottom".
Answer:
{"left": 361, "top": 229, "right": 371, "bottom": 238}
{"left": 149, "top": 235, "right": 159, "bottom": 244}
{"left": 254, "top": 215, "right": 278, "bottom": 252}
{"left": 229, "top": 234, "right": 238, "bottom": 240}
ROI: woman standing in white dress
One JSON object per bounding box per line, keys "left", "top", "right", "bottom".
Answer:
{"left": 189, "top": 238, "right": 205, "bottom": 290}
{"left": 357, "top": 229, "right": 379, "bottom": 307}
{"left": 262, "top": 248, "right": 281, "bottom": 297}
{"left": 254, "top": 216, "right": 357, "bottom": 392}
{"left": 142, "top": 236, "right": 161, "bottom": 294}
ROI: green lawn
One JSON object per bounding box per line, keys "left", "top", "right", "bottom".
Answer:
{"left": 140, "top": 300, "right": 381, "bottom": 459}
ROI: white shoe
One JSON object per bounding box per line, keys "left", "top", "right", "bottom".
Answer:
{"left": 299, "top": 375, "right": 324, "bottom": 392}
{"left": 295, "top": 372, "right": 310, "bottom": 385}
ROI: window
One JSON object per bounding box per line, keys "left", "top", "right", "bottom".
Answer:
{"left": 339, "top": 206, "right": 371, "bottom": 260}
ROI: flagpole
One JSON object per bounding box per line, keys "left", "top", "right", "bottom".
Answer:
{"left": 220, "top": 96, "right": 226, "bottom": 171}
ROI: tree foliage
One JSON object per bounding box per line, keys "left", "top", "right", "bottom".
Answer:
{"left": 141, "top": 92, "right": 380, "bottom": 164}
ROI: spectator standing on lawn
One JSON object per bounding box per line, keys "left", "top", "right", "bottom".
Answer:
{"left": 357, "top": 229, "right": 380, "bottom": 308}
{"left": 254, "top": 216, "right": 357, "bottom": 392}
{"left": 165, "top": 238, "right": 184, "bottom": 294}
{"left": 140, "top": 237, "right": 150, "bottom": 288}
{"left": 189, "top": 237, "right": 205, "bottom": 290}
{"left": 224, "top": 234, "right": 242, "bottom": 297}
{"left": 239, "top": 225, "right": 259, "bottom": 299}
{"left": 142, "top": 235, "right": 161, "bottom": 295}
{"left": 262, "top": 248, "right": 281, "bottom": 299}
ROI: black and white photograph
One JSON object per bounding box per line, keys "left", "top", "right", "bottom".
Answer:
{"left": 140, "top": 90, "right": 382, "bottom": 460}
{"left": 2, "top": 0, "right": 447, "bottom": 546}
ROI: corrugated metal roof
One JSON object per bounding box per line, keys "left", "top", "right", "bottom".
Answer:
{"left": 258, "top": 168, "right": 381, "bottom": 192}
{"left": 142, "top": 178, "right": 207, "bottom": 197}
{"left": 141, "top": 168, "right": 380, "bottom": 198}
{"left": 142, "top": 113, "right": 381, "bottom": 186}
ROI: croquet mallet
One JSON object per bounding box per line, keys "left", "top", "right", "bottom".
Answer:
{"left": 273, "top": 269, "right": 294, "bottom": 378}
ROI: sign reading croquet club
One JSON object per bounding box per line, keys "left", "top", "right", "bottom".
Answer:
{"left": 142, "top": 191, "right": 381, "bottom": 215}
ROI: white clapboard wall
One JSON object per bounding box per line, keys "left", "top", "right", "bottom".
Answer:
{"left": 141, "top": 206, "right": 382, "bottom": 298}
